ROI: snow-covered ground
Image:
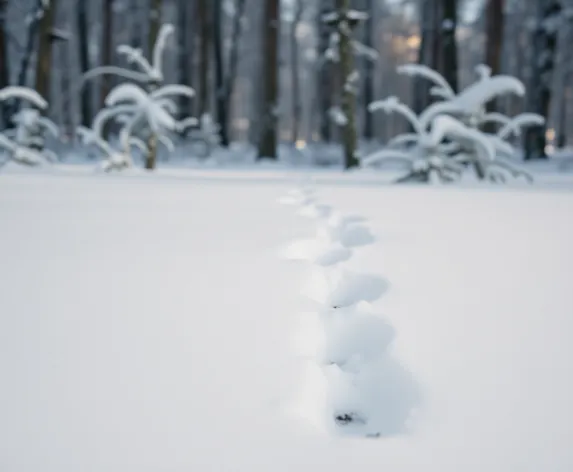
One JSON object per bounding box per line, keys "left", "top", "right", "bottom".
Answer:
{"left": 1, "top": 166, "right": 573, "bottom": 471}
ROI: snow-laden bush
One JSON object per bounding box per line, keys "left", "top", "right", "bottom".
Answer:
{"left": 83, "top": 24, "right": 175, "bottom": 86}
{"left": 81, "top": 24, "right": 197, "bottom": 170}
{"left": 0, "top": 86, "right": 57, "bottom": 166}
{"left": 77, "top": 107, "right": 151, "bottom": 172}
{"left": 103, "top": 83, "right": 194, "bottom": 159}
{"left": 364, "top": 64, "right": 544, "bottom": 183}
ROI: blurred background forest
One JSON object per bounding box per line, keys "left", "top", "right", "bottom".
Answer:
{"left": 0, "top": 0, "right": 570, "bottom": 166}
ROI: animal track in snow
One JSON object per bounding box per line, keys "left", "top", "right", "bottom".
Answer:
{"left": 302, "top": 269, "right": 389, "bottom": 308}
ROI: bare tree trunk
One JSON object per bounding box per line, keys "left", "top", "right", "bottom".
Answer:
{"left": 414, "top": 0, "right": 434, "bottom": 114}
{"left": 484, "top": 0, "right": 504, "bottom": 132}
{"left": 557, "top": 73, "right": 569, "bottom": 147}
{"left": 317, "top": 0, "right": 333, "bottom": 142}
{"left": 77, "top": 0, "right": 92, "bottom": 128}
{"left": 213, "top": 0, "right": 228, "bottom": 146}
{"left": 290, "top": 0, "right": 303, "bottom": 144}
{"left": 336, "top": 0, "right": 359, "bottom": 169}
{"left": 177, "top": 0, "right": 193, "bottom": 117}
{"left": 101, "top": 0, "right": 114, "bottom": 107}
{"left": 439, "top": 0, "right": 458, "bottom": 93}
{"left": 149, "top": 0, "right": 162, "bottom": 54}
{"left": 362, "top": 0, "right": 375, "bottom": 141}
{"left": 129, "top": 0, "right": 142, "bottom": 50}
{"left": 146, "top": 134, "right": 158, "bottom": 170}
{"left": 197, "top": 0, "right": 212, "bottom": 117}
{"left": 146, "top": 0, "right": 162, "bottom": 170}
{"left": 0, "top": 0, "right": 10, "bottom": 127}
{"left": 35, "top": 0, "right": 58, "bottom": 100}
{"left": 57, "top": 10, "right": 73, "bottom": 138}
{"left": 256, "top": 0, "right": 279, "bottom": 160}
{"left": 525, "top": 0, "right": 562, "bottom": 160}
{"left": 224, "top": 0, "right": 247, "bottom": 144}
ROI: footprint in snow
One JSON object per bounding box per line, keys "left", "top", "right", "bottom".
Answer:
{"left": 302, "top": 270, "right": 389, "bottom": 308}
{"left": 280, "top": 239, "right": 352, "bottom": 266}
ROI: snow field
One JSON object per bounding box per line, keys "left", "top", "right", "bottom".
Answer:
{"left": 279, "top": 182, "right": 418, "bottom": 437}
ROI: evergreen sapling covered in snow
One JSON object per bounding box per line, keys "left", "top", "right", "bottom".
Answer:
{"left": 80, "top": 24, "right": 197, "bottom": 170}
{"left": 0, "top": 86, "right": 58, "bottom": 166}
{"left": 364, "top": 64, "right": 544, "bottom": 183}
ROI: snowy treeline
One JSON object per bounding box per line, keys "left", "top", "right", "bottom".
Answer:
{"left": 1, "top": 0, "right": 573, "bottom": 172}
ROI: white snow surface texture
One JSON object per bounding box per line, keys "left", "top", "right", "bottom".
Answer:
{"left": 1, "top": 170, "right": 573, "bottom": 471}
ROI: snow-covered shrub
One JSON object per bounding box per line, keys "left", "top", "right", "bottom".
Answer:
{"left": 0, "top": 86, "right": 57, "bottom": 166}
{"left": 84, "top": 24, "right": 175, "bottom": 86}
{"left": 101, "top": 83, "right": 194, "bottom": 159}
{"left": 364, "top": 64, "right": 544, "bottom": 183}
{"left": 77, "top": 111, "right": 143, "bottom": 173}
{"left": 81, "top": 24, "right": 197, "bottom": 169}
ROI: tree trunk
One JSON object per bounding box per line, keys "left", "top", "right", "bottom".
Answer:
{"left": 100, "top": 0, "right": 114, "bottom": 137}
{"left": 290, "top": 0, "right": 303, "bottom": 144}
{"left": 525, "top": 0, "right": 562, "bottom": 160}
{"left": 414, "top": 0, "right": 435, "bottom": 114}
{"left": 58, "top": 12, "right": 73, "bottom": 138}
{"left": 35, "top": 0, "right": 58, "bottom": 100}
{"left": 362, "top": 0, "right": 374, "bottom": 141}
{"left": 146, "top": 0, "right": 162, "bottom": 170}
{"left": 177, "top": 0, "right": 193, "bottom": 118}
{"left": 0, "top": 0, "right": 10, "bottom": 127}
{"left": 337, "top": 0, "right": 359, "bottom": 169}
{"left": 256, "top": 0, "right": 279, "bottom": 160}
{"left": 129, "top": 0, "right": 142, "bottom": 50}
{"left": 145, "top": 133, "right": 158, "bottom": 170}
{"left": 439, "top": 0, "right": 458, "bottom": 93}
{"left": 77, "top": 0, "right": 92, "bottom": 128}
{"left": 224, "top": 0, "right": 247, "bottom": 144}
{"left": 317, "top": 0, "right": 333, "bottom": 141}
{"left": 197, "top": 0, "right": 212, "bottom": 117}
{"left": 149, "top": 0, "right": 162, "bottom": 54}
{"left": 101, "top": 0, "right": 114, "bottom": 107}
{"left": 484, "top": 0, "right": 504, "bottom": 132}
{"left": 213, "top": 0, "right": 228, "bottom": 146}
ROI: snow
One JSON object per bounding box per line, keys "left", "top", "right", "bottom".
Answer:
{"left": 1, "top": 168, "right": 573, "bottom": 470}
{"left": 0, "top": 86, "right": 48, "bottom": 109}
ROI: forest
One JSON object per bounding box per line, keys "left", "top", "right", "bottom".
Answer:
{"left": 0, "top": 0, "right": 571, "bottom": 181}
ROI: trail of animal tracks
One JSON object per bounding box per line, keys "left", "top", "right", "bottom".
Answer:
{"left": 1, "top": 170, "right": 573, "bottom": 471}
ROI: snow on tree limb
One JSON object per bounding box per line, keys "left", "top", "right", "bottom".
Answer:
{"left": 457, "top": 75, "right": 525, "bottom": 110}
{"left": 176, "top": 117, "right": 200, "bottom": 132}
{"left": 76, "top": 125, "right": 114, "bottom": 156}
{"left": 105, "top": 84, "right": 149, "bottom": 107}
{"left": 397, "top": 64, "right": 456, "bottom": 99}
{"left": 81, "top": 66, "right": 152, "bottom": 85}
{"left": 151, "top": 84, "right": 195, "bottom": 100}
{"left": 429, "top": 115, "right": 496, "bottom": 161}
{"left": 361, "top": 148, "right": 414, "bottom": 167}
{"left": 152, "top": 24, "right": 175, "bottom": 79}
{"left": 0, "top": 86, "right": 47, "bottom": 109}
{"left": 158, "top": 134, "right": 175, "bottom": 152}
{"left": 92, "top": 105, "right": 137, "bottom": 138}
{"left": 116, "top": 45, "right": 155, "bottom": 77}
{"left": 418, "top": 100, "right": 465, "bottom": 130}
{"left": 369, "top": 96, "right": 423, "bottom": 134}
{"left": 387, "top": 133, "right": 420, "bottom": 148}
{"left": 0, "top": 133, "right": 16, "bottom": 153}
{"left": 497, "top": 113, "right": 545, "bottom": 140}
{"left": 482, "top": 112, "right": 512, "bottom": 128}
